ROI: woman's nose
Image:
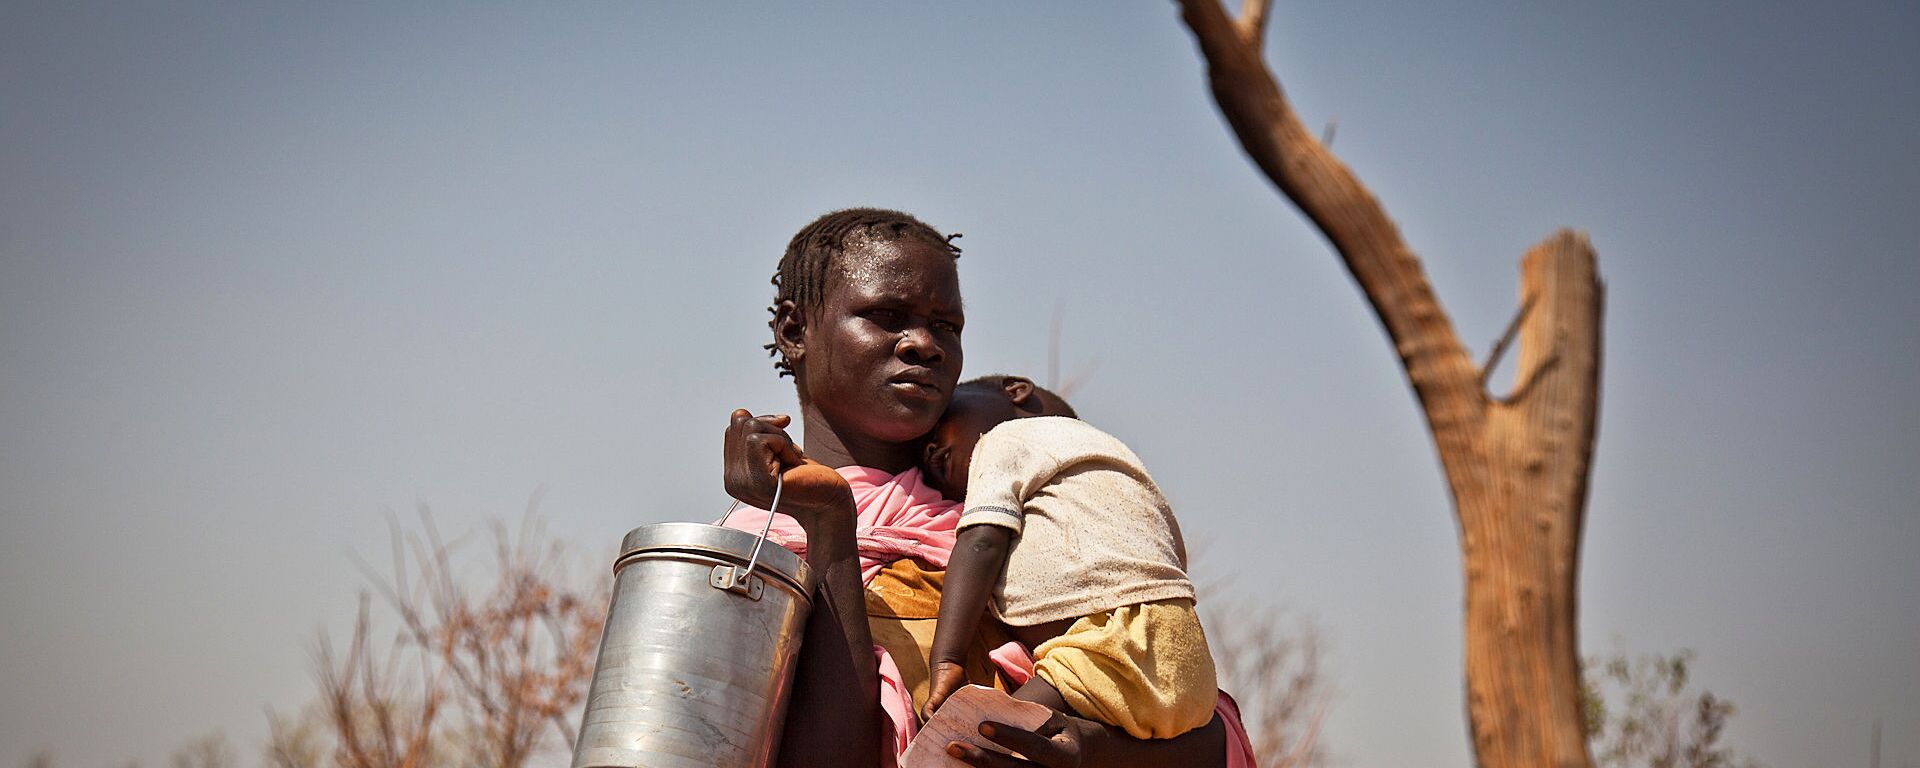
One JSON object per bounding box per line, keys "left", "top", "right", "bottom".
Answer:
{"left": 896, "top": 325, "right": 944, "bottom": 363}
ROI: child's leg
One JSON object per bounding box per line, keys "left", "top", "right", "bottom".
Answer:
{"left": 925, "top": 523, "right": 1015, "bottom": 714}
{"left": 1030, "top": 598, "right": 1219, "bottom": 739}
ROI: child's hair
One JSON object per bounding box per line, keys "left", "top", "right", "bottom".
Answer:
{"left": 957, "top": 375, "right": 1078, "bottom": 419}
{"left": 765, "top": 208, "right": 963, "bottom": 377}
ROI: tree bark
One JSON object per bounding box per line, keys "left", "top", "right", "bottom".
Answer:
{"left": 1172, "top": 3, "right": 1603, "bottom": 767}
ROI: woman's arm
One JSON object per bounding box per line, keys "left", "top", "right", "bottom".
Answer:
{"left": 777, "top": 480, "right": 880, "bottom": 767}
{"left": 948, "top": 711, "right": 1229, "bottom": 768}
{"left": 723, "top": 411, "right": 881, "bottom": 768}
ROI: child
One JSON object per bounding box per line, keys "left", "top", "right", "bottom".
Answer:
{"left": 919, "top": 375, "right": 1217, "bottom": 740}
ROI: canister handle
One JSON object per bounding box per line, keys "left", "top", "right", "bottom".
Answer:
{"left": 714, "top": 470, "right": 784, "bottom": 596}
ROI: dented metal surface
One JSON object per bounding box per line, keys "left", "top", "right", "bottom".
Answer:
{"left": 571, "top": 522, "right": 815, "bottom": 768}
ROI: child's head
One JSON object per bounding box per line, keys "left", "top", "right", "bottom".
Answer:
{"left": 921, "top": 375, "right": 1076, "bottom": 500}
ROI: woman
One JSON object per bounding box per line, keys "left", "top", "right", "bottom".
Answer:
{"left": 721, "top": 208, "right": 1250, "bottom": 768}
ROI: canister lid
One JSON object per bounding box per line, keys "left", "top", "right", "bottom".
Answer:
{"left": 615, "top": 522, "right": 814, "bottom": 595}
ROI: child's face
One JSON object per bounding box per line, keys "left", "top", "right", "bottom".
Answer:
{"left": 920, "top": 388, "right": 1016, "bottom": 501}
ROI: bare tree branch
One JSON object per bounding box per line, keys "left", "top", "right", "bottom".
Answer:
{"left": 1236, "top": 0, "right": 1272, "bottom": 45}
{"left": 1176, "top": 0, "right": 1484, "bottom": 444}
{"left": 1174, "top": 4, "right": 1604, "bottom": 767}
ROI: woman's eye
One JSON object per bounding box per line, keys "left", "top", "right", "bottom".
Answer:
{"left": 934, "top": 321, "right": 960, "bottom": 334}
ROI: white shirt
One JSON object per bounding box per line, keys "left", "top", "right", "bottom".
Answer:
{"left": 958, "top": 416, "right": 1195, "bottom": 626}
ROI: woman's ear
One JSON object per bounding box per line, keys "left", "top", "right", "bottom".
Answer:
{"left": 772, "top": 300, "right": 806, "bottom": 365}
{"left": 1002, "top": 376, "right": 1040, "bottom": 414}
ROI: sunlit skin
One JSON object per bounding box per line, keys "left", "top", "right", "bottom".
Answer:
{"left": 776, "top": 237, "right": 965, "bottom": 471}
{"left": 921, "top": 375, "right": 1080, "bottom": 500}
{"left": 723, "top": 235, "right": 965, "bottom": 768}
{"left": 922, "top": 376, "right": 1078, "bottom": 716}
{"left": 920, "top": 385, "right": 1016, "bottom": 501}
{"left": 723, "top": 231, "right": 1229, "bottom": 768}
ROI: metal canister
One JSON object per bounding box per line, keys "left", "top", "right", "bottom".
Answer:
{"left": 571, "top": 512, "right": 814, "bottom": 768}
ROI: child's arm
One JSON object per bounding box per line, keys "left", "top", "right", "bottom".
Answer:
{"left": 1010, "top": 671, "right": 1071, "bottom": 713}
{"left": 925, "top": 523, "right": 1014, "bottom": 714}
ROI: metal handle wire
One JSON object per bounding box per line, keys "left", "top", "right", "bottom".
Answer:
{"left": 715, "top": 470, "right": 784, "bottom": 588}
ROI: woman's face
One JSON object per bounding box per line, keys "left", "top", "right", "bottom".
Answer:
{"left": 798, "top": 237, "right": 964, "bottom": 446}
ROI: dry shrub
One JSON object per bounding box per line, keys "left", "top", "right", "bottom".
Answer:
{"left": 292, "top": 505, "right": 1326, "bottom": 768}
{"left": 1205, "top": 601, "right": 1331, "bottom": 768}
{"left": 315, "top": 594, "right": 443, "bottom": 768}
{"left": 1583, "top": 649, "right": 1760, "bottom": 768}
{"left": 264, "top": 708, "right": 328, "bottom": 768}
{"left": 302, "top": 508, "right": 607, "bottom": 768}
{"left": 169, "top": 734, "right": 236, "bottom": 768}
{"left": 20, "top": 734, "right": 239, "bottom": 768}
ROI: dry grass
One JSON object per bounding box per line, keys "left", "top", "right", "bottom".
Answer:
{"left": 1583, "top": 649, "right": 1758, "bottom": 768}
{"left": 300, "top": 508, "right": 606, "bottom": 768}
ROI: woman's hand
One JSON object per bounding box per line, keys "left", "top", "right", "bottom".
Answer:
{"left": 945, "top": 713, "right": 1098, "bottom": 768}
{"left": 723, "top": 409, "right": 853, "bottom": 532}
{"left": 949, "top": 710, "right": 1229, "bottom": 768}
{"left": 723, "top": 409, "right": 806, "bottom": 509}
{"left": 727, "top": 414, "right": 876, "bottom": 768}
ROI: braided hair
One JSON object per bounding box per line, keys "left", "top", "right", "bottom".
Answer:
{"left": 765, "top": 208, "right": 962, "bottom": 377}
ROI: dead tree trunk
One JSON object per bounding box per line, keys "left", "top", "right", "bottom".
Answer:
{"left": 1173, "top": 3, "right": 1603, "bottom": 767}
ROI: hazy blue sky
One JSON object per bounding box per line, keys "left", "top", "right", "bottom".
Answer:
{"left": 3, "top": 2, "right": 1915, "bottom": 766}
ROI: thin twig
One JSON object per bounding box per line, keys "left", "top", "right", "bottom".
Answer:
{"left": 1480, "top": 293, "right": 1538, "bottom": 391}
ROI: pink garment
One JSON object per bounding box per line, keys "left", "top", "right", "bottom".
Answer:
{"left": 720, "top": 465, "right": 1255, "bottom": 767}
{"left": 1216, "top": 691, "right": 1260, "bottom": 768}
{"left": 720, "top": 465, "right": 960, "bottom": 583}
{"left": 721, "top": 466, "right": 959, "bottom": 766}
{"left": 875, "top": 645, "right": 915, "bottom": 764}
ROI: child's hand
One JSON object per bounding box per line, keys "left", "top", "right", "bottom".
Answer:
{"left": 925, "top": 659, "right": 969, "bottom": 715}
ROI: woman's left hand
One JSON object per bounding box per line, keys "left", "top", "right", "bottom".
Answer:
{"left": 945, "top": 712, "right": 1099, "bottom": 768}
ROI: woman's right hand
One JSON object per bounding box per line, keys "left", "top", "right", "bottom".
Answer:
{"left": 950, "top": 710, "right": 1231, "bottom": 768}
{"left": 946, "top": 713, "right": 1098, "bottom": 768}
{"left": 724, "top": 409, "right": 854, "bottom": 532}
{"left": 723, "top": 408, "right": 806, "bottom": 510}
